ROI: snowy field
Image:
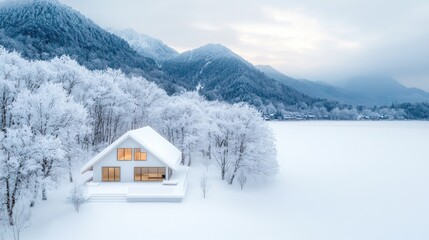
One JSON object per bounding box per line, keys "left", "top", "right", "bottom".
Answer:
{"left": 22, "top": 121, "right": 429, "bottom": 240}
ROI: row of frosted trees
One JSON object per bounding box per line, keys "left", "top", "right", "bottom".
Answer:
{"left": 0, "top": 47, "right": 278, "bottom": 229}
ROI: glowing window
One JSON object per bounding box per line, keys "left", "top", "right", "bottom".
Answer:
{"left": 134, "top": 167, "right": 165, "bottom": 181}
{"left": 102, "top": 167, "right": 120, "bottom": 182}
{"left": 134, "top": 148, "right": 147, "bottom": 161}
{"left": 117, "top": 148, "right": 132, "bottom": 161}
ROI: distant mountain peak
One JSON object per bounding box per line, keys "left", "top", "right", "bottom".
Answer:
{"left": 198, "top": 43, "right": 233, "bottom": 54}
{"left": 181, "top": 43, "right": 244, "bottom": 61}
{"left": 112, "top": 29, "right": 178, "bottom": 64}
{"left": 167, "top": 43, "right": 257, "bottom": 73}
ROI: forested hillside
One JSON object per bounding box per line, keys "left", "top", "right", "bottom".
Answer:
{"left": 162, "top": 44, "right": 325, "bottom": 113}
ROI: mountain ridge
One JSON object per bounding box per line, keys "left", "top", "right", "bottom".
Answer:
{"left": 162, "top": 44, "right": 320, "bottom": 110}
{"left": 257, "top": 65, "right": 429, "bottom": 106}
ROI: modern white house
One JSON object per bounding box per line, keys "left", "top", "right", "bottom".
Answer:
{"left": 80, "top": 126, "right": 189, "bottom": 202}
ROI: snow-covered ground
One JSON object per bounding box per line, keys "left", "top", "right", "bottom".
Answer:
{"left": 21, "top": 121, "right": 429, "bottom": 240}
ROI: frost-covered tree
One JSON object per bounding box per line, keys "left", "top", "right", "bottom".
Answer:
{"left": 200, "top": 174, "right": 208, "bottom": 198}
{"left": 8, "top": 199, "right": 31, "bottom": 240}
{"left": 227, "top": 104, "right": 278, "bottom": 184}
{"left": 79, "top": 70, "right": 133, "bottom": 145}
{"left": 116, "top": 75, "right": 167, "bottom": 130}
{"left": 70, "top": 184, "right": 85, "bottom": 213}
{"left": 48, "top": 56, "right": 88, "bottom": 95}
{"left": 10, "top": 83, "right": 89, "bottom": 200}
{"left": 207, "top": 102, "right": 278, "bottom": 183}
{"left": 237, "top": 171, "right": 247, "bottom": 190}
{"left": 208, "top": 102, "right": 235, "bottom": 180}
{"left": 331, "top": 107, "right": 358, "bottom": 120}
{"left": 0, "top": 47, "right": 27, "bottom": 131}
{"left": 150, "top": 92, "right": 205, "bottom": 166}
{"left": 0, "top": 127, "right": 38, "bottom": 225}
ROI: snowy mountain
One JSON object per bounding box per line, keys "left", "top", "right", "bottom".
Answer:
{"left": 111, "top": 29, "right": 178, "bottom": 64}
{"left": 172, "top": 43, "right": 248, "bottom": 63}
{"left": 335, "top": 76, "right": 429, "bottom": 105}
{"left": 258, "top": 65, "right": 429, "bottom": 106}
{"left": 257, "top": 65, "right": 368, "bottom": 105}
{"left": 0, "top": 0, "right": 159, "bottom": 74}
{"left": 162, "top": 44, "right": 317, "bottom": 110}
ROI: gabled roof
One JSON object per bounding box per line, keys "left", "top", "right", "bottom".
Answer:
{"left": 80, "top": 126, "right": 181, "bottom": 174}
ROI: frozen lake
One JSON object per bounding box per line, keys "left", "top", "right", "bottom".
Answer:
{"left": 22, "top": 121, "right": 429, "bottom": 240}
{"left": 269, "top": 121, "right": 429, "bottom": 240}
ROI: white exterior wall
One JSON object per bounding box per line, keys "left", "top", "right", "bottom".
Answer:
{"left": 93, "top": 137, "right": 167, "bottom": 182}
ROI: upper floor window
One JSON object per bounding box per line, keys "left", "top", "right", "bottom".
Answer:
{"left": 134, "top": 148, "right": 147, "bottom": 161}
{"left": 117, "top": 148, "right": 132, "bottom": 161}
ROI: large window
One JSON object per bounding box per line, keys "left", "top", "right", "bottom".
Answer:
{"left": 134, "top": 148, "right": 147, "bottom": 161}
{"left": 134, "top": 167, "right": 165, "bottom": 181}
{"left": 102, "top": 167, "right": 120, "bottom": 182}
{"left": 117, "top": 148, "right": 132, "bottom": 161}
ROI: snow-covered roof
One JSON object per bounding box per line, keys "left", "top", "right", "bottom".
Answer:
{"left": 80, "top": 126, "right": 181, "bottom": 174}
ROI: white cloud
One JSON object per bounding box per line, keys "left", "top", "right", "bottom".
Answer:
{"left": 58, "top": 0, "right": 429, "bottom": 90}
{"left": 192, "top": 23, "right": 221, "bottom": 32}
{"left": 226, "top": 6, "right": 364, "bottom": 78}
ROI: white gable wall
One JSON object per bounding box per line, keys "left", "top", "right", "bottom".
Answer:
{"left": 93, "top": 137, "right": 167, "bottom": 182}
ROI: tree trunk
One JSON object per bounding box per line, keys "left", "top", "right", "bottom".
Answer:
{"left": 228, "top": 172, "right": 236, "bottom": 185}
{"left": 181, "top": 152, "right": 185, "bottom": 165}
{"left": 7, "top": 183, "right": 14, "bottom": 225}
{"left": 69, "top": 171, "right": 73, "bottom": 183}
{"left": 5, "top": 171, "right": 16, "bottom": 226}
{"left": 228, "top": 163, "right": 240, "bottom": 185}
{"left": 68, "top": 157, "right": 73, "bottom": 183}
{"left": 221, "top": 165, "right": 226, "bottom": 180}
{"left": 42, "top": 186, "right": 47, "bottom": 201}
{"left": 228, "top": 138, "right": 245, "bottom": 185}
{"left": 208, "top": 143, "right": 211, "bottom": 160}
{"left": 8, "top": 212, "right": 14, "bottom": 226}
{"left": 30, "top": 189, "right": 37, "bottom": 207}
{"left": 30, "top": 178, "right": 40, "bottom": 207}
{"left": 1, "top": 90, "right": 7, "bottom": 132}
{"left": 187, "top": 151, "right": 192, "bottom": 166}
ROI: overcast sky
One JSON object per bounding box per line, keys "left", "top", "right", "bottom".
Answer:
{"left": 60, "top": 0, "right": 429, "bottom": 90}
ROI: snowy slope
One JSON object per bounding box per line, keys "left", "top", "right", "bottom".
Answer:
{"left": 19, "top": 121, "right": 429, "bottom": 240}
{"left": 112, "top": 29, "right": 178, "bottom": 64}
